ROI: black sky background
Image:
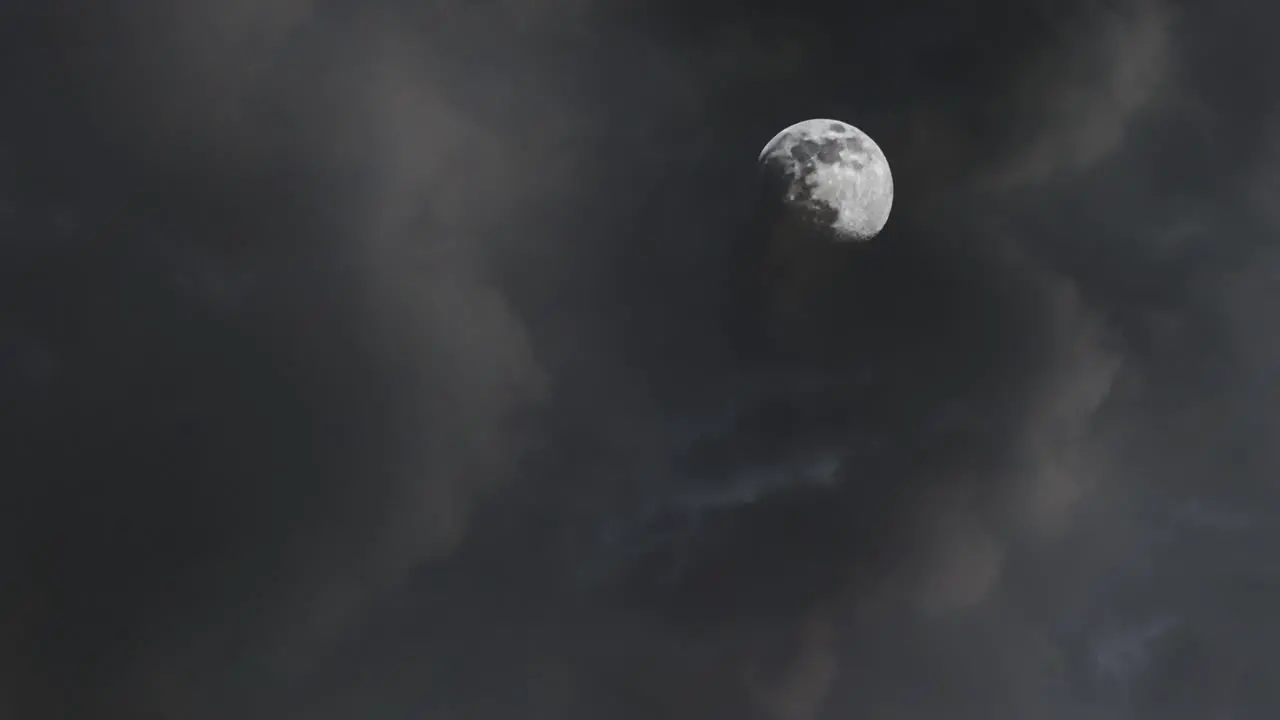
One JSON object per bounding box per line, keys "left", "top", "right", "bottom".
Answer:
{"left": 3, "top": 0, "right": 1280, "bottom": 717}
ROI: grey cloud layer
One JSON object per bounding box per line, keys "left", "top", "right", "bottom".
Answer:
{"left": 5, "top": 0, "right": 1280, "bottom": 718}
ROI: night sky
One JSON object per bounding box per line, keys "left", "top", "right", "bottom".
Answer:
{"left": 4, "top": 1, "right": 1280, "bottom": 718}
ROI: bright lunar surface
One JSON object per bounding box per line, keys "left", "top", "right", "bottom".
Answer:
{"left": 758, "top": 118, "right": 894, "bottom": 241}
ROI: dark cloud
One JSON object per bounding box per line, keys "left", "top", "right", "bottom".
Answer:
{"left": 4, "top": 0, "right": 1280, "bottom": 717}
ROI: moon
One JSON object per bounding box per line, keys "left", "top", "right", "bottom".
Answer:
{"left": 758, "top": 119, "right": 894, "bottom": 242}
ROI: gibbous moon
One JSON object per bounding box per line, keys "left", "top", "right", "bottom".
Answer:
{"left": 758, "top": 119, "right": 894, "bottom": 242}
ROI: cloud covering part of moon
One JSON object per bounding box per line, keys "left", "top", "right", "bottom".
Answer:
{"left": 6, "top": 0, "right": 1280, "bottom": 718}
